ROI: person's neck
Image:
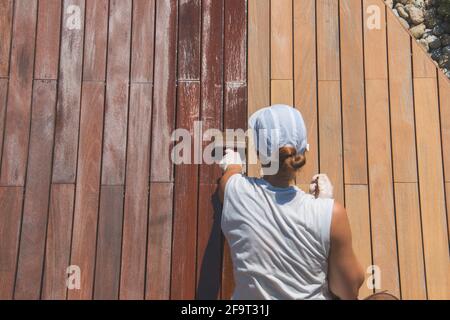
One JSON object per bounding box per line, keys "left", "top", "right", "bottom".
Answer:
{"left": 263, "top": 175, "right": 295, "bottom": 188}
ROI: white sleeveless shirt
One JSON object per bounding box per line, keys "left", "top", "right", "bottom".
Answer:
{"left": 222, "top": 174, "right": 334, "bottom": 300}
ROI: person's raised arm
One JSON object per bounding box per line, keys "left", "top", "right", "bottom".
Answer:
{"left": 218, "top": 149, "right": 243, "bottom": 203}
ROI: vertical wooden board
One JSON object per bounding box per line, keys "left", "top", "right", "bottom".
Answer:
{"left": 439, "top": 72, "right": 450, "bottom": 181}
{"left": 365, "top": 79, "right": 400, "bottom": 296}
{"left": 14, "top": 80, "right": 57, "bottom": 300}
{"left": 102, "top": 0, "right": 132, "bottom": 185}
{"left": 363, "top": 0, "right": 387, "bottom": 80}
{"left": 413, "top": 78, "right": 450, "bottom": 299}
{"left": 0, "top": 0, "right": 38, "bottom": 186}
{"left": 52, "top": 0, "right": 85, "bottom": 183}
{"left": 171, "top": 82, "right": 200, "bottom": 300}
{"left": 446, "top": 182, "right": 450, "bottom": 238}
{"left": 339, "top": 0, "right": 367, "bottom": 184}
{"left": 412, "top": 39, "right": 436, "bottom": 78}
{"left": 131, "top": 0, "right": 155, "bottom": 83}
{"left": 34, "top": 0, "right": 62, "bottom": 79}
{"left": 224, "top": 84, "right": 248, "bottom": 132}
{"left": 318, "top": 81, "right": 344, "bottom": 204}
{"left": 178, "top": 0, "right": 201, "bottom": 80}
{"left": 0, "top": 0, "right": 13, "bottom": 77}
{"left": 271, "top": 80, "right": 293, "bottom": 106}
{"left": 150, "top": 0, "right": 178, "bottom": 182}
{"left": 68, "top": 82, "right": 104, "bottom": 300}
{"left": 0, "top": 80, "right": 7, "bottom": 165}
{"left": 271, "top": 0, "right": 292, "bottom": 79}
{"left": 94, "top": 186, "right": 124, "bottom": 300}
{"left": 344, "top": 185, "right": 373, "bottom": 298}
{"left": 146, "top": 182, "right": 173, "bottom": 300}
{"left": 394, "top": 183, "right": 427, "bottom": 300}
{"left": 83, "top": 0, "right": 108, "bottom": 81}
{"left": 294, "top": 0, "right": 318, "bottom": 184}
{"left": 120, "top": 84, "right": 152, "bottom": 300}
{"left": 387, "top": 10, "right": 417, "bottom": 183}
{"left": 0, "top": 187, "right": 23, "bottom": 299}
{"left": 42, "top": 184, "right": 74, "bottom": 300}
{"left": 316, "top": 0, "right": 340, "bottom": 81}
{"left": 221, "top": 242, "right": 234, "bottom": 299}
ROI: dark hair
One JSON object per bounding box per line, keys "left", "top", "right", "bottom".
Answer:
{"left": 262, "top": 146, "right": 306, "bottom": 178}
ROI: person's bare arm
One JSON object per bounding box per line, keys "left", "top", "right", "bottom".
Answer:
{"left": 328, "top": 201, "right": 365, "bottom": 300}
{"left": 218, "top": 164, "right": 242, "bottom": 203}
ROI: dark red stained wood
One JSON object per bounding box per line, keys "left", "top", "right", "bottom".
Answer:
{"left": 178, "top": 0, "right": 201, "bottom": 80}
{"left": 34, "top": 0, "right": 61, "bottom": 79}
{"left": 0, "top": 187, "right": 23, "bottom": 299}
{"left": 0, "top": 80, "right": 7, "bottom": 166}
{"left": 83, "top": 0, "right": 108, "bottom": 81}
{"left": 102, "top": 0, "right": 132, "bottom": 185}
{"left": 120, "top": 83, "right": 152, "bottom": 299}
{"left": 68, "top": 82, "right": 104, "bottom": 300}
{"left": 14, "top": 80, "right": 57, "bottom": 300}
{"left": 221, "top": 241, "right": 234, "bottom": 299}
{"left": 0, "top": 0, "right": 13, "bottom": 77}
{"left": 94, "top": 186, "right": 124, "bottom": 300}
{"left": 146, "top": 182, "right": 173, "bottom": 300}
{"left": 52, "top": 0, "right": 85, "bottom": 183}
{"left": 131, "top": 0, "right": 155, "bottom": 83}
{"left": 42, "top": 184, "right": 74, "bottom": 300}
{"left": 0, "top": 0, "right": 37, "bottom": 186}
{"left": 150, "top": 0, "right": 178, "bottom": 182}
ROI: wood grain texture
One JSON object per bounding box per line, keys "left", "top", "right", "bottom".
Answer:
{"left": 412, "top": 38, "right": 437, "bottom": 78}
{"left": 271, "top": 0, "right": 292, "bottom": 79}
{"left": 0, "top": 0, "right": 13, "bottom": 77}
{"left": 439, "top": 72, "right": 450, "bottom": 182}
{"left": 178, "top": 0, "right": 201, "bottom": 80}
{"left": 0, "top": 80, "right": 7, "bottom": 165}
{"left": 271, "top": 80, "right": 293, "bottom": 105}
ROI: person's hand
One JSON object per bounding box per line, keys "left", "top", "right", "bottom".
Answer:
{"left": 219, "top": 149, "right": 244, "bottom": 171}
{"left": 309, "top": 174, "right": 333, "bottom": 199}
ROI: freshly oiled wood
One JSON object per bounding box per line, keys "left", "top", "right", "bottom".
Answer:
{"left": 178, "top": 0, "right": 201, "bottom": 80}
{"left": 363, "top": 0, "right": 388, "bottom": 80}
{"left": 120, "top": 84, "right": 152, "bottom": 300}
{"left": 42, "top": 184, "right": 74, "bottom": 300}
{"left": 83, "top": 0, "right": 108, "bottom": 81}
{"left": 146, "top": 182, "right": 174, "bottom": 300}
{"left": 102, "top": 0, "right": 132, "bottom": 185}
{"left": 94, "top": 186, "right": 124, "bottom": 300}
{"left": 0, "top": 187, "right": 23, "bottom": 299}
{"left": 68, "top": 82, "right": 104, "bottom": 300}
{"left": 52, "top": 0, "right": 85, "bottom": 183}
{"left": 0, "top": 0, "right": 12, "bottom": 77}
{"left": 0, "top": 0, "right": 38, "bottom": 186}
{"left": 14, "top": 80, "right": 57, "bottom": 300}
{"left": 446, "top": 182, "right": 450, "bottom": 238}
{"left": 271, "top": 80, "right": 293, "bottom": 106}
{"left": 34, "top": 0, "right": 61, "bottom": 79}
{"left": 344, "top": 185, "right": 373, "bottom": 298}
{"left": 294, "top": 0, "right": 318, "bottom": 184}
{"left": 394, "top": 183, "right": 426, "bottom": 300}
{"left": 439, "top": 72, "right": 450, "bottom": 181}
{"left": 0, "top": 80, "right": 7, "bottom": 165}
{"left": 413, "top": 78, "right": 450, "bottom": 299}
{"left": 151, "top": 0, "right": 178, "bottom": 182}
{"left": 221, "top": 242, "right": 234, "bottom": 299}
{"left": 412, "top": 37, "right": 436, "bottom": 78}
{"left": 131, "top": 0, "right": 156, "bottom": 83}
{"left": 271, "top": 0, "right": 292, "bottom": 79}
{"left": 318, "top": 81, "right": 344, "bottom": 204}
{"left": 171, "top": 82, "right": 200, "bottom": 300}
{"left": 340, "top": 0, "right": 367, "bottom": 184}
{"left": 316, "top": 0, "right": 340, "bottom": 81}
{"left": 365, "top": 79, "right": 400, "bottom": 296}
{"left": 387, "top": 10, "right": 417, "bottom": 183}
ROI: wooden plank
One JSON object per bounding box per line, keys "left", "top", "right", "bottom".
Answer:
{"left": 83, "top": 0, "right": 108, "bottom": 81}
{"left": 413, "top": 78, "right": 450, "bottom": 299}
{"left": 340, "top": 0, "right": 367, "bottom": 184}
{"left": 68, "top": 82, "right": 104, "bottom": 300}
{"left": 439, "top": 72, "right": 450, "bottom": 182}
{"left": 52, "top": 0, "right": 85, "bottom": 183}
{"left": 271, "top": 80, "right": 293, "bottom": 106}
{"left": 146, "top": 182, "right": 173, "bottom": 300}
{"left": 270, "top": 0, "right": 292, "bottom": 79}
{"left": 316, "top": 0, "right": 340, "bottom": 81}
{"left": 42, "top": 184, "right": 74, "bottom": 300}
{"left": 102, "top": 0, "right": 132, "bottom": 185}
{"left": 0, "top": 0, "right": 13, "bottom": 77}
{"left": 0, "top": 0, "right": 38, "bottom": 186}
{"left": 344, "top": 185, "right": 373, "bottom": 298}
{"left": 293, "top": 0, "right": 318, "bottom": 184}
{"left": 0, "top": 187, "right": 23, "bottom": 299}
{"left": 446, "top": 182, "right": 450, "bottom": 238}
{"left": 131, "top": 0, "right": 156, "bottom": 83}
{"left": 94, "top": 186, "right": 124, "bottom": 300}
{"left": 394, "top": 183, "right": 427, "bottom": 300}
{"left": 412, "top": 38, "right": 436, "bottom": 78}
{"left": 221, "top": 242, "right": 234, "bottom": 299}
{"left": 387, "top": 10, "right": 417, "bottom": 183}
{"left": 150, "top": 0, "right": 178, "bottom": 182}
{"left": 365, "top": 79, "right": 400, "bottom": 296}
{"left": 34, "top": 0, "right": 62, "bottom": 79}
{"left": 120, "top": 83, "right": 152, "bottom": 299}
{"left": 318, "top": 81, "right": 344, "bottom": 204}
{"left": 14, "top": 80, "right": 57, "bottom": 299}
{"left": 0, "top": 80, "right": 7, "bottom": 165}
{"left": 178, "top": 0, "right": 201, "bottom": 80}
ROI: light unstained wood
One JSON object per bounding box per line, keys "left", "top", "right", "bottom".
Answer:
{"left": 446, "top": 182, "right": 450, "bottom": 239}
{"left": 439, "top": 72, "right": 450, "bottom": 182}
{"left": 0, "top": 0, "right": 13, "bottom": 77}
{"left": 412, "top": 37, "right": 437, "bottom": 78}
{"left": 271, "top": 80, "right": 293, "bottom": 106}
{"left": 270, "top": 0, "right": 292, "bottom": 79}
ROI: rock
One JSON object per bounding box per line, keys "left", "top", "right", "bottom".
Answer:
{"left": 398, "top": 17, "right": 410, "bottom": 29}
{"left": 433, "top": 24, "right": 445, "bottom": 36}
{"left": 424, "top": 8, "right": 438, "bottom": 27}
{"left": 425, "top": 34, "right": 442, "bottom": 49}
{"left": 410, "top": 23, "right": 427, "bottom": 38}
{"left": 385, "top": 0, "right": 394, "bottom": 8}
{"left": 397, "top": 5, "right": 410, "bottom": 19}
{"left": 430, "top": 48, "right": 442, "bottom": 61}
{"left": 442, "top": 22, "right": 450, "bottom": 33}
{"left": 405, "top": 4, "right": 425, "bottom": 24}
{"left": 438, "top": 54, "right": 449, "bottom": 69}
{"left": 441, "top": 34, "right": 450, "bottom": 46}
{"left": 393, "top": 8, "right": 400, "bottom": 17}
{"left": 419, "top": 38, "right": 430, "bottom": 51}
{"left": 442, "top": 45, "right": 450, "bottom": 55}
